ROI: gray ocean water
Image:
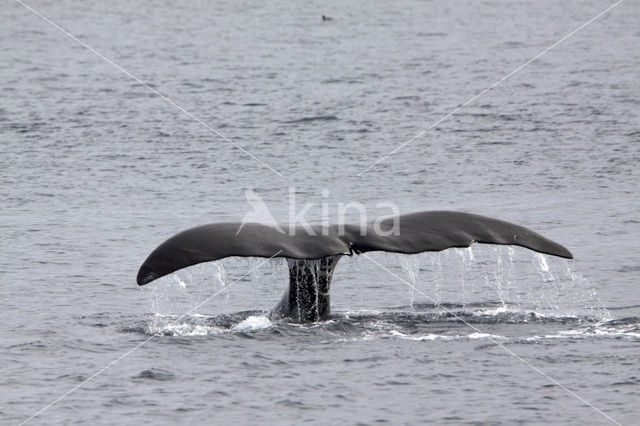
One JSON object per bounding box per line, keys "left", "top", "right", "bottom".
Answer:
{"left": 2, "top": 0, "right": 639, "bottom": 424}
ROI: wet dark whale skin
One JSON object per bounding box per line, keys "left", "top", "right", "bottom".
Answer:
{"left": 137, "top": 210, "right": 572, "bottom": 286}
{"left": 270, "top": 256, "right": 341, "bottom": 322}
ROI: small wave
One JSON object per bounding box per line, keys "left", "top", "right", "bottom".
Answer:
{"left": 133, "top": 368, "right": 175, "bottom": 381}
{"left": 389, "top": 330, "right": 506, "bottom": 341}
{"left": 340, "top": 308, "right": 593, "bottom": 326}
{"left": 284, "top": 115, "right": 338, "bottom": 124}
{"left": 417, "top": 32, "right": 447, "bottom": 37}
{"left": 523, "top": 319, "right": 640, "bottom": 342}
{"left": 471, "top": 306, "right": 583, "bottom": 321}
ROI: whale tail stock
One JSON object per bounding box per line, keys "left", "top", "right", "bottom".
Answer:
{"left": 271, "top": 256, "right": 341, "bottom": 322}
{"left": 136, "top": 211, "right": 573, "bottom": 322}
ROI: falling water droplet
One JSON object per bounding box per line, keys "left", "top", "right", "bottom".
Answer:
{"left": 535, "top": 253, "right": 555, "bottom": 282}
{"left": 400, "top": 255, "right": 419, "bottom": 308}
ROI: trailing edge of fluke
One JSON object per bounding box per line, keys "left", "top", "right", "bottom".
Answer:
{"left": 137, "top": 210, "right": 572, "bottom": 286}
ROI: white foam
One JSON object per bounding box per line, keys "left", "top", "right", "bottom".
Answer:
{"left": 473, "top": 305, "right": 511, "bottom": 316}
{"left": 148, "top": 322, "right": 223, "bottom": 336}
{"left": 147, "top": 315, "right": 273, "bottom": 336}
{"left": 231, "top": 315, "right": 273, "bottom": 332}
{"left": 466, "top": 332, "right": 504, "bottom": 339}
{"left": 525, "top": 324, "right": 640, "bottom": 342}
{"left": 390, "top": 330, "right": 505, "bottom": 341}
{"left": 390, "top": 330, "right": 453, "bottom": 341}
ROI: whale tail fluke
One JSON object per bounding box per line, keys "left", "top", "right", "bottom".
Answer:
{"left": 136, "top": 210, "right": 573, "bottom": 322}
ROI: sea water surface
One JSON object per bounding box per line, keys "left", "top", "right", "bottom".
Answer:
{"left": 1, "top": 0, "right": 639, "bottom": 424}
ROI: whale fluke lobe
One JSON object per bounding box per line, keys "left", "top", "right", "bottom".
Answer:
{"left": 137, "top": 211, "right": 573, "bottom": 322}
{"left": 136, "top": 222, "right": 350, "bottom": 285}
{"left": 346, "top": 211, "right": 573, "bottom": 259}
